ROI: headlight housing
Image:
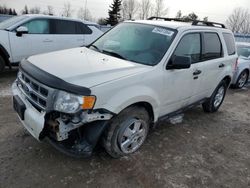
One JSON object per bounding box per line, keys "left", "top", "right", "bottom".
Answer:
{"left": 54, "top": 91, "right": 96, "bottom": 114}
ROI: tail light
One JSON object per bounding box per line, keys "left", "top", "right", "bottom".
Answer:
{"left": 234, "top": 58, "right": 239, "bottom": 71}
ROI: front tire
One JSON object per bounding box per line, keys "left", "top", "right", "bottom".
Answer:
{"left": 202, "top": 80, "right": 227, "bottom": 113}
{"left": 103, "top": 106, "right": 150, "bottom": 158}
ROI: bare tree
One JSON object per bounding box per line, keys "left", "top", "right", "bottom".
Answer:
{"left": 44, "top": 5, "right": 54, "bottom": 15}
{"left": 77, "top": 7, "right": 93, "bottom": 21}
{"left": 122, "top": 0, "right": 139, "bottom": 20}
{"left": 175, "top": 10, "right": 182, "bottom": 18}
{"left": 62, "top": 2, "right": 74, "bottom": 17}
{"left": 29, "top": 7, "right": 41, "bottom": 14}
{"left": 139, "top": 0, "right": 152, "bottom": 19}
{"left": 154, "top": 0, "right": 168, "bottom": 17}
{"left": 226, "top": 8, "right": 250, "bottom": 34}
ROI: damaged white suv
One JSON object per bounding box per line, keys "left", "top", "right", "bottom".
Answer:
{"left": 12, "top": 17, "right": 237, "bottom": 158}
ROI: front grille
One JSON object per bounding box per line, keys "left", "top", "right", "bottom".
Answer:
{"left": 17, "top": 71, "right": 51, "bottom": 111}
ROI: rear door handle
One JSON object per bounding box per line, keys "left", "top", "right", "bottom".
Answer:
{"left": 219, "top": 63, "right": 225, "bottom": 68}
{"left": 43, "top": 39, "right": 53, "bottom": 42}
{"left": 193, "top": 70, "right": 202, "bottom": 76}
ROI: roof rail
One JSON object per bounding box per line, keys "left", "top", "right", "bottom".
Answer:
{"left": 192, "top": 20, "right": 226, "bottom": 28}
{"left": 147, "top": 16, "right": 226, "bottom": 28}
{"left": 147, "top": 17, "right": 187, "bottom": 22}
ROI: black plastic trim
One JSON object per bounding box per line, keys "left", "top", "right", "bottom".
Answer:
{"left": 0, "top": 44, "right": 10, "bottom": 66}
{"left": 45, "top": 121, "right": 109, "bottom": 158}
{"left": 20, "top": 61, "right": 91, "bottom": 96}
{"left": 157, "top": 98, "right": 207, "bottom": 123}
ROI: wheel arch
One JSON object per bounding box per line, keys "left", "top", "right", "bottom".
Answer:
{"left": 0, "top": 44, "right": 10, "bottom": 66}
{"left": 243, "top": 68, "right": 249, "bottom": 76}
{"left": 222, "top": 75, "right": 232, "bottom": 87}
{"left": 123, "top": 101, "right": 155, "bottom": 123}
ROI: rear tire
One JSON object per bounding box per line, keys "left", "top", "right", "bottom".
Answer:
{"left": 202, "top": 80, "right": 227, "bottom": 113}
{"left": 234, "top": 70, "right": 249, "bottom": 89}
{"left": 0, "top": 56, "right": 5, "bottom": 73}
{"left": 103, "top": 106, "right": 150, "bottom": 158}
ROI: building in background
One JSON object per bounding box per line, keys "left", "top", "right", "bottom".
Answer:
{"left": 234, "top": 34, "right": 250, "bottom": 43}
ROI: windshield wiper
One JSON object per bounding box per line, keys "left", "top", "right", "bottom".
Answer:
{"left": 89, "top": 44, "right": 102, "bottom": 52}
{"left": 102, "top": 50, "right": 127, "bottom": 60}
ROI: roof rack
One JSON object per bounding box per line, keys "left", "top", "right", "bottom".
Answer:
{"left": 192, "top": 20, "right": 226, "bottom": 28}
{"left": 147, "top": 16, "right": 226, "bottom": 28}
{"left": 147, "top": 17, "right": 187, "bottom": 22}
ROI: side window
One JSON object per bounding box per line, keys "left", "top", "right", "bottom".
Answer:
{"left": 76, "top": 23, "right": 92, "bottom": 34}
{"left": 203, "top": 33, "right": 222, "bottom": 60}
{"left": 83, "top": 24, "right": 92, "bottom": 34}
{"left": 173, "top": 33, "right": 201, "bottom": 64}
{"left": 22, "top": 19, "right": 50, "bottom": 34}
{"left": 54, "top": 20, "right": 76, "bottom": 34}
{"left": 223, "top": 33, "right": 236, "bottom": 55}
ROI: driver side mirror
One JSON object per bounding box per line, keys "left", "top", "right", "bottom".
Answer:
{"left": 16, "top": 26, "right": 28, "bottom": 37}
{"left": 166, "top": 56, "right": 191, "bottom": 70}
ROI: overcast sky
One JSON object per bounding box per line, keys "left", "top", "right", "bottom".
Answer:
{"left": 1, "top": 0, "right": 249, "bottom": 23}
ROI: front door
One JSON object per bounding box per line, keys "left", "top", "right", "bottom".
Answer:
{"left": 10, "top": 18, "right": 55, "bottom": 62}
{"left": 161, "top": 32, "right": 202, "bottom": 116}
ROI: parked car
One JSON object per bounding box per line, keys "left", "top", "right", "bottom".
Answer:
{"left": 231, "top": 42, "right": 250, "bottom": 88}
{"left": 0, "top": 14, "right": 103, "bottom": 72}
{"left": 12, "top": 18, "right": 237, "bottom": 158}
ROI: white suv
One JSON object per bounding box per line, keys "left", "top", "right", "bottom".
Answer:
{"left": 12, "top": 17, "right": 237, "bottom": 158}
{"left": 0, "top": 14, "right": 103, "bottom": 72}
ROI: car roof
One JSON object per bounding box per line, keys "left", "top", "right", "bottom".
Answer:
{"left": 19, "top": 14, "right": 85, "bottom": 23}
{"left": 126, "top": 20, "right": 230, "bottom": 32}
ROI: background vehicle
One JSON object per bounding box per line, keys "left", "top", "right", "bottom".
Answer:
{"left": 231, "top": 42, "right": 250, "bottom": 88}
{"left": 0, "top": 14, "right": 103, "bottom": 72}
{"left": 12, "top": 18, "right": 237, "bottom": 158}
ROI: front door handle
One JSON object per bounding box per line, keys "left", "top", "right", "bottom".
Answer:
{"left": 219, "top": 63, "right": 225, "bottom": 68}
{"left": 43, "top": 39, "right": 53, "bottom": 42}
{"left": 193, "top": 70, "right": 202, "bottom": 76}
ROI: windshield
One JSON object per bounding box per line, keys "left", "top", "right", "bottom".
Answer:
{"left": 90, "top": 22, "right": 176, "bottom": 66}
{"left": 0, "top": 16, "right": 28, "bottom": 30}
{"left": 237, "top": 45, "right": 250, "bottom": 58}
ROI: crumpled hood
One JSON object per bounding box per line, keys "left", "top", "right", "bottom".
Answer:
{"left": 27, "top": 47, "right": 151, "bottom": 88}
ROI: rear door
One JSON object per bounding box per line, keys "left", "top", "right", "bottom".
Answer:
{"left": 50, "top": 19, "right": 84, "bottom": 51}
{"left": 188, "top": 32, "right": 225, "bottom": 104}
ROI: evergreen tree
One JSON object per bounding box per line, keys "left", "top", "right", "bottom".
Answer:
{"left": 106, "top": 0, "right": 122, "bottom": 26}
{"left": 13, "top": 9, "right": 17, "bottom": 15}
{"left": 8, "top": 8, "right": 12, "bottom": 15}
{"left": 22, "top": 5, "right": 29, "bottom": 14}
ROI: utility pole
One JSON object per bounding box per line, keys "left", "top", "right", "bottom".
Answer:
{"left": 84, "top": 0, "right": 87, "bottom": 19}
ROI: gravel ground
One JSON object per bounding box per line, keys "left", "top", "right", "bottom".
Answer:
{"left": 0, "top": 67, "right": 250, "bottom": 188}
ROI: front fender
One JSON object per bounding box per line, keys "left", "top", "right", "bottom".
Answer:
{"left": 94, "top": 85, "right": 161, "bottom": 122}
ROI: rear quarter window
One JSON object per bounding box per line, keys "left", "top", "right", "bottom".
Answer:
{"left": 76, "top": 23, "right": 92, "bottom": 34}
{"left": 223, "top": 33, "right": 236, "bottom": 55}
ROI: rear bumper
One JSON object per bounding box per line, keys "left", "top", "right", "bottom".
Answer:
{"left": 12, "top": 82, "right": 45, "bottom": 140}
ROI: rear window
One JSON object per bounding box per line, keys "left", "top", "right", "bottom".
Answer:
{"left": 52, "top": 20, "right": 92, "bottom": 35}
{"left": 53, "top": 20, "right": 76, "bottom": 34}
{"left": 203, "top": 33, "right": 223, "bottom": 61}
{"left": 223, "top": 33, "right": 236, "bottom": 55}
